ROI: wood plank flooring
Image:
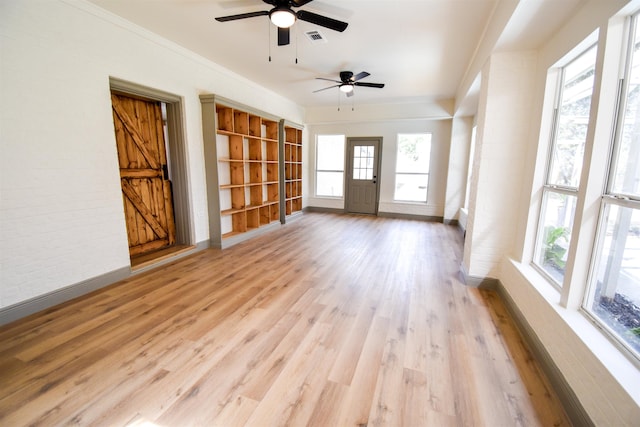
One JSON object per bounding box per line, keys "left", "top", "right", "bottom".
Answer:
{"left": 0, "top": 212, "right": 570, "bottom": 426}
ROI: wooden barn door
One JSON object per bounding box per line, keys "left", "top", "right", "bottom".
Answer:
{"left": 111, "top": 93, "right": 176, "bottom": 257}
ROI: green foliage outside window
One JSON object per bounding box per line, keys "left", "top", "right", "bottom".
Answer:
{"left": 543, "top": 225, "right": 569, "bottom": 270}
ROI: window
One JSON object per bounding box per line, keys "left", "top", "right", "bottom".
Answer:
{"left": 394, "top": 133, "right": 431, "bottom": 202}
{"left": 533, "top": 44, "right": 598, "bottom": 286}
{"left": 584, "top": 15, "right": 640, "bottom": 357}
{"left": 316, "top": 134, "right": 345, "bottom": 197}
{"left": 464, "top": 126, "right": 477, "bottom": 209}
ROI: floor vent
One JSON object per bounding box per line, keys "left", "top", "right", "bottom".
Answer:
{"left": 304, "top": 30, "right": 327, "bottom": 44}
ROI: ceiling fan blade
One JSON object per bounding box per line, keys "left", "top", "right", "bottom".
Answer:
{"left": 291, "top": 0, "right": 314, "bottom": 6}
{"left": 313, "top": 84, "right": 340, "bottom": 93}
{"left": 278, "top": 27, "right": 290, "bottom": 46}
{"left": 316, "top": 77, "right": 341, "bottom": 83}
{"left": 354, "top": 82, "right": 385, "bottom": 89}
{"left": 296, "top": 10, "right": 348, "bottom": 32}
{"left": 215, "top": 10, "right": 269, "bottom": 22}
{"left": 351, "top": 71, "right": 370, "bottom": 82}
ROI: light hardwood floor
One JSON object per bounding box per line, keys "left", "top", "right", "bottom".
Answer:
{"left": 0, "top": 212, "right": 570, "bottom": 426}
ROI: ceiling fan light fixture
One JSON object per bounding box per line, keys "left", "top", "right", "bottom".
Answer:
{"left": 339, "top": 84, "right": 353, "bottom": 93}
{"left": 270, "top": 7, "right": 296, "bottom": 28}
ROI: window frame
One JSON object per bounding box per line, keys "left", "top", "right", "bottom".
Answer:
{"left": 581, "top": 13, "right": 640, "bottom": 362}
{"left": 532, "top": 44, "right": 599, "bottom": 288}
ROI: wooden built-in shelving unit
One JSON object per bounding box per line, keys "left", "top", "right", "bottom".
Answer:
{"left": 200, "top": 95, "right": 303, "bottom": 248}
{"left": 216, "top": 105, "right": 280, "bottom": 238}
{"left": 282, "top": 124, "right": 303, "bottom": 217}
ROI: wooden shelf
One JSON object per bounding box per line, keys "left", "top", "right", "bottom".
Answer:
{"left": 216, "top": 123, "right": 278, "bottom": 143}
{"left": 221, "top": 231, "right": 242, "bottom": 239}
{"left": 219, "top": 183, "right": 244, "bottom": 189}
{"left": 221, "top": 207, "right": 244, "bottom": 216}
{"left": 218, "top": 158, "right": 244, "bottom": 163}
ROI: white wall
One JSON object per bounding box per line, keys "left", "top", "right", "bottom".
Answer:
{"left": 0, "top": 0, "right": 304, "bottom": 309}
{"left": 305, "top": 110, "right": 452, "bottom": 218}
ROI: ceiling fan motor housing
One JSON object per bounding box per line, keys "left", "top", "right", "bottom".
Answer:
{"left": 340, "top": 71, "right": 354, "bottom": 82}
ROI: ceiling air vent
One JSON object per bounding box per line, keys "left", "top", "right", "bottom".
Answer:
{"left": 304, "top": 30, "right": 327, "bottom": 44}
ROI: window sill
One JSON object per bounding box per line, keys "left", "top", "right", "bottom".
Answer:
{"left": 313, "top": 195, "right": 343, "bottom": 200}
{"left": 504, "top": 259, "right": 640, "bottom": 407}
{"left": 392, "top": 200, "right": 428, "bottom": 205}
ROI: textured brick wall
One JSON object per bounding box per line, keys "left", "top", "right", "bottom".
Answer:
{"left": 463, "top": 51, "right": 537, "bottom": 279}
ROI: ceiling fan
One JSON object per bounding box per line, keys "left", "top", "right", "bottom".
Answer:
{"left": 215, "top": 0, "right": 348, "bottom": 46}
{"left": 314, "top": 71, "right": 385, "bottom": 97}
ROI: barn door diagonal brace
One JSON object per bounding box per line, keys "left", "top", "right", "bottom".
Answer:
{"left": 112, "top": 102, "right": 160, "bottom": 169}
{"left": 121, "top": 180, "right": 168, "bottom": 239}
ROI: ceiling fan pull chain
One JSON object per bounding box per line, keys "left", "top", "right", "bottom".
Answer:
{"left": 295, "top": 26, "right": 298, "bottom": 64}
{"left": 268, "top": 19, "right": 272, "bottom": 62}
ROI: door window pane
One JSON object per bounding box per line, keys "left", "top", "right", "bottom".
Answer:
{"left": 316, "top": 135, "right": 345, "bottom": 197}
{"left": 534, "top": 190, "right": 578, "bottom": 284}
{"left": 394, "top": 133, "right": 431, "bottom": 202}
{"left": 548, "top": 45, "right": 598, "bottom": 188}
{"left": 586, "top": 204, "right": 640, "bottom": 355}
{"left": 353, "top": 144, "right": 375, "bottom": 181}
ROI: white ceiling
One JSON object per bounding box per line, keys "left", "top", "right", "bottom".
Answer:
{"left": 87, "top": 0, "right": 584, "bottom": 111}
